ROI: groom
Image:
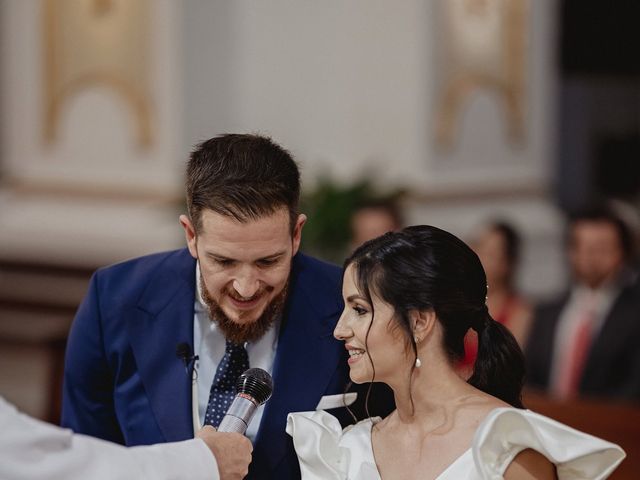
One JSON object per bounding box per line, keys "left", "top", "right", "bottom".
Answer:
{"left": 61, "top": 134, "right": 393, "bottom": 479}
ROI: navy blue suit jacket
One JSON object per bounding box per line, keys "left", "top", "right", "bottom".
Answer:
{"left": 61, "top": 249, "right": 371, "bottom": 479}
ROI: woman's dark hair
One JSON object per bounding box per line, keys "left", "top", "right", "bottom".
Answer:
{"left": 345, "top": 225, "right": 525, "bottom": 408}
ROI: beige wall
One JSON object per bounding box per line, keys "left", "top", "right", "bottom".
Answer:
{"left": 1, "top": 0, "right": 563, "bottom": 290}
{"left": 179, "top": 0, "right": 563, "bottom": 298}
{"left": 182, "top": 0, "right": 554, "bottom": 193}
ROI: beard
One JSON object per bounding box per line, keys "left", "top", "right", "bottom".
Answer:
{"left": 200, "top": 273, "right": 289, "bottom": 344}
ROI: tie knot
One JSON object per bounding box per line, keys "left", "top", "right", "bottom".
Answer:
{"left": 226, "top": 340, "right": 247, "bottom": 354}
{"left": 224, "top": 341, "right": 249, "bottom": 372}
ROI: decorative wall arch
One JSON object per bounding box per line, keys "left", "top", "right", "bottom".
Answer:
{"left": 44, "top": 0, "right": 153, "bottom": 148}
{"left": 433, "top": 0, "right": 528, "bottom": 150}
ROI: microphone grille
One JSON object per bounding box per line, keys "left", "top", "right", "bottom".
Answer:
{"left": 236, "top": 368, "right": 273, "bottom": 405}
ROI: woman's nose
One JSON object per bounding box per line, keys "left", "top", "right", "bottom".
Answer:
{"left": 333, "top": 311, "right": 351, "bottom": 340}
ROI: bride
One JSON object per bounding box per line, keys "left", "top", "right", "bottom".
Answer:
{"left": 287, "top": 226, "right": 624, "bottom": 479}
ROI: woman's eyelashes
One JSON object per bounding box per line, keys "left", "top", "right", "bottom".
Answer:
{"left": 352, "top": 304, "right": 369, "bottom": 316}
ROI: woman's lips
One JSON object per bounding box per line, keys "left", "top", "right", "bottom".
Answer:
{"left": 346, "top": 347, "right": 366, "bottom": 365}
{"left": 348, "top": 355, "right": 362, "bottom": 365}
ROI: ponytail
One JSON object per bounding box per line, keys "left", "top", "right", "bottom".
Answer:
{"left": 467, "top": 310, "right": 525, "bottom": 408}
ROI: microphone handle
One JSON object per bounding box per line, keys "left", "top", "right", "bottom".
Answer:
{"left": 217, "top": 395, "right": 258, "bottom": 434}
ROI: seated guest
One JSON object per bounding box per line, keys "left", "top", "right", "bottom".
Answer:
{"left": 526, "top": 208, "right": 640, "bottom": 401}
{"left": 461, "top": 220, "right": 532, "bottom": 376}
{"left": 287, "top": 226, "right": 625, "bottom": 479}
{"left": 472, "top": 220, "right": 532, "bottom": 347}
{"left": 349, "top": 198, "right": 403, "bottom": 252}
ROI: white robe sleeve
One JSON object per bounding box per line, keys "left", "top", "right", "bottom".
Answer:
{"left": 0, "top": 397, "right": 219, "bottom": 480}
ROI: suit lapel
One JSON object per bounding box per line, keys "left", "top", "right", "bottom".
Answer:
{"left": 127, "top": 250, "right": 196, "bottom": 442}
{"left": 254, "top": 254, "right": 344, "bottom": 473}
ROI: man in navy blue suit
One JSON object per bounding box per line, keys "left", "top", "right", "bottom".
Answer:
{"left": 61, "top": 134, "right": 392, "bottom": 479}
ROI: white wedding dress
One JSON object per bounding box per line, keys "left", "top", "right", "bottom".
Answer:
{"left": 286, "top": 408, "right": 625, "bottom": 480}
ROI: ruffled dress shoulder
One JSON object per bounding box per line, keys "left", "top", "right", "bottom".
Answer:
{"left": 286, "top": 407, "right": 625, "bottom": 480}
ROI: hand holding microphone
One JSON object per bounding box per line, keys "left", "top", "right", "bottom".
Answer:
{"left": 197, "top": 368, "right": 273, "bottom": 479}
{"left": 196, "top": 426, "right": 252, "bottom": 480}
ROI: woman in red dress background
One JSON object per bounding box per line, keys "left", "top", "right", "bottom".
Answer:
{"left": 461, "top": 221, "right": 532, "bottom": 374}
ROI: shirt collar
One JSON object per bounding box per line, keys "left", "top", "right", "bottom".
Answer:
{"left": 195, "top": 261, "right": 206, "bottom": 311}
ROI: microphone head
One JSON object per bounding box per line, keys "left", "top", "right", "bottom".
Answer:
{"left": 236, "top": 368, "right": 273, "bottom": 405}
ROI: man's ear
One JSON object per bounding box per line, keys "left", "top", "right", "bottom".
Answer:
{"left": 179, "top": 214, "right": 198, "bottom": 259}
{"left": 292, "top": 213, "right": 307, "bottom": 255}
{"left": 411, "top": 309, "right": 437, "bottom": 342}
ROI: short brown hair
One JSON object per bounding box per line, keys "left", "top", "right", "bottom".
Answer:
{"left": 567, "top": 207, "right": 634, "bottom": 261}
{"left": 186, "top": 134, "right": 301, "bottom": 233}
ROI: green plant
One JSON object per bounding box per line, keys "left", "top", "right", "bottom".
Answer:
{"left": 300, "top": 177, "right": 404, "bottom": 263}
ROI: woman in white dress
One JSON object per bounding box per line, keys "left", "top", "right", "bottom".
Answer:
{"left": 287, "top": 225, "right": 624, "bottom": 479}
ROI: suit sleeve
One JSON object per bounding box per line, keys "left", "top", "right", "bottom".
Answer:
{"left": 0, "top": 397, "right": 218, "bottom": 480}
{"left": 618, "top": 342, "right": 640, "bottom": 400}
{"left": 61, "top": 272, "right": 124, "bottom": 443}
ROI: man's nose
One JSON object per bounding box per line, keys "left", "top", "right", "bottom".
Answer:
{"left": 232, "top": 268, "right": 261, "bottom": 298}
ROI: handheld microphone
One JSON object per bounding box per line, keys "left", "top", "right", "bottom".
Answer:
{"left": 176, "top": 342, "right": 199, "bottom": 376}
{"left": 218, "top": 368, "right": 273, "bottom": 434}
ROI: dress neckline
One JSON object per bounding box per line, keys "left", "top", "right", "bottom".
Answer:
{"left": 365, "top": 418, "right": 473, "bottom": 480}
{"left": 287, "top": 407, "right": 625, "bottom": 480}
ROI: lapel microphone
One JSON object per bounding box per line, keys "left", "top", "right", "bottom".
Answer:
{"left": 218, "top": 368, "right": 273, "bottom": 434}
{"left": 176, "top": 342, "right": 199, "bottom": 376}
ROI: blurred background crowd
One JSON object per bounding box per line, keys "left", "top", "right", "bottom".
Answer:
{"left": 0, "top": 0, "right": 639, "bottom": 476}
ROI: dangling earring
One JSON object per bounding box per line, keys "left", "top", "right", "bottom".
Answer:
{"left": 414, "top": 335, "right": 422, "bottom": 368}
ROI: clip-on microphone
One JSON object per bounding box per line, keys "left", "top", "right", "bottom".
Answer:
{"left": 176, "top": 342, "right": 199, "bottom": 377}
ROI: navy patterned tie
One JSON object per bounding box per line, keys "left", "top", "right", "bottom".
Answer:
{"left": 204, "top": 341, "right": 250, "bottom": 428}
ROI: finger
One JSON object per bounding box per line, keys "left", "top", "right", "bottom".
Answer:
{"left": 241, "top": 436, "right": 253, "bottom": 447}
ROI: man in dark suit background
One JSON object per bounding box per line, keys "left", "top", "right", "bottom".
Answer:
{"left": 61, "top": 134, "right": 393, "bottom": 479}
{"left": 525, "top": 208, "right": 640, "bottom": 402}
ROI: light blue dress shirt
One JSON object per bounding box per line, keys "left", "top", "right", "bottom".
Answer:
{"left": 192, "top": 263, "right": 279, "bottom": 442}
